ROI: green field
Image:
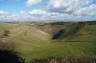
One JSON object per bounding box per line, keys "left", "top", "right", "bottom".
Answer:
{"left": 0, "top": 22, "right": 96, "bottom": 61}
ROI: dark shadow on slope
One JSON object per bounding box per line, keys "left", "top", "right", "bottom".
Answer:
{"left": 52, "top": 29, "right": 65, "bottom": 40}
{"left": 52, "top": 22, "right": 86, "bottom": 40}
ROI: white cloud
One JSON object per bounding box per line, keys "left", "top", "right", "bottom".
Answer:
{"left": 0, "top": 0, "right": 96, "bottom": 22}
{"left": 26, "top": 0, "right": 42, "bottom": 7}
{"left": 75, "top": 4, "right": 96, "bottom": 16}
{"left": 48, "top": 0, "right": 93, "bottom": 13}
{"left": 0, "top": 9, "right": 96, "bottom": 21}
{"left": 29, "top": 9, "right": 47, "bottom": 15}
{"left": 0, "top": 11, "right": 9, "bottom": 14}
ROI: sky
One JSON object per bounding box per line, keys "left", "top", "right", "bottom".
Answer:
{"left": 0, "top": 0, "right": 96, "bottom": 21}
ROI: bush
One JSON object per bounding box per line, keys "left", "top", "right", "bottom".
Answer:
{"left": 3, "top": 30, "right": 10, "bottom": 37}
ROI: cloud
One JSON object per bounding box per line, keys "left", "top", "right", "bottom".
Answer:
{"left": 47, "top": 0, "right": 93, "bottom": 14}
{"left": 0, "top": 11, "right": 9, "bottom": 14}
{"left": 0, "top": 8, "right": 96, "bottom": 22}
{"left": 42, "top": 0, "right": 96, "bottom": 21}
{"left": 26, "top": 0, "right": 42, "bottom": 7}
{"left": 0, "top": 10, "right": 69, "bottom": 21}
{"left": 0, "top": 0, "right": 96, "bottom": 22}
{"left": 0, "top": 11, "right": 17, "bottom": 21}
{"left": 74, "top": 4, "right": 96, "bottom": 16}
{"left": 29, "top": 9, "right": 47, "bottom": 15}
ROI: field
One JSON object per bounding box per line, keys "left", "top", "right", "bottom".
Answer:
{"left": 0, "top": 22, "right": 96, "bottom": 61}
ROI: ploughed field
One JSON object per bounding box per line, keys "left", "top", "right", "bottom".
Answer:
{"left": 0, "top": 22, "right": 96, "bottom": 61}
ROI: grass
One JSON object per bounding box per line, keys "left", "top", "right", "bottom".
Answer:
{"left": 0, "top": 22, "right": 96, "bottom": 61}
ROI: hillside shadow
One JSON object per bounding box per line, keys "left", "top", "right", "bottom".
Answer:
{"left": 0, "top": 50, "right": 24, "bottom": 63}
{"left": 52, "top": 29, "right": 65, "bottom": 40}
{"left": 52, "top": 22, "right": 86, "bottom": 41}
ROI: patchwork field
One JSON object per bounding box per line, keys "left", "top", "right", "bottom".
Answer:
{"left": 0, "top": 22, "right": 96, "bottom": 61}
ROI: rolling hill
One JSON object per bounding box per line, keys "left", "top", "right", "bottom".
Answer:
{"left": 0, "top": 21, "right": 96, "bottom": 61}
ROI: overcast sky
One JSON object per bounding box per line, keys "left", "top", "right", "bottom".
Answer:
{"left": 0, "top": 0, "right": 96, "bottom": 21}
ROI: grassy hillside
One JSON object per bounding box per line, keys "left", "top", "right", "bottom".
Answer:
{"left": 0, "top": 22, "right": 96, "bottom": 61}
{"left": 37, "top": 22, "right": 85, "bottom": 39}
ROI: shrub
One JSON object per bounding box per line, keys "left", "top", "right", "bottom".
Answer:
{"left": 3, "top": 30, "right": 10, "bottom": 37}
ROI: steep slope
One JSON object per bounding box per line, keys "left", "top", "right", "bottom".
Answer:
{"left": 36, "top": 22, "right": 86, "bottom": 40}
{"left": 36, "top": 22, "right": 96, "bottom": 42}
